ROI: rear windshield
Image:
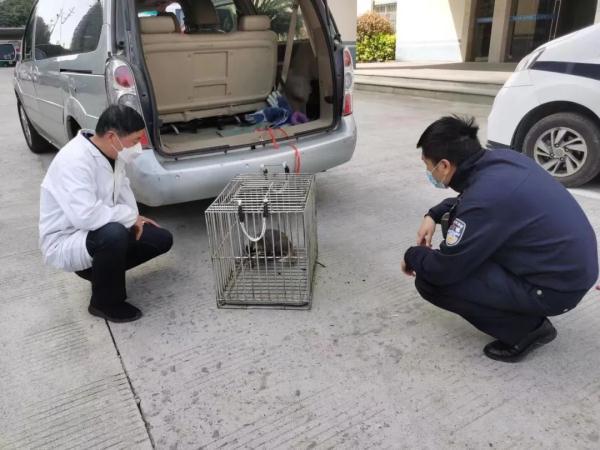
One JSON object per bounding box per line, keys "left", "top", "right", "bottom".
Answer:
{"left": 0, "top": 44, "right": 15, "bottom": 59}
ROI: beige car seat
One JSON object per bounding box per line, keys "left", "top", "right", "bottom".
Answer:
{"left": 140, "top": 6, "right": 277, "bottom": 123}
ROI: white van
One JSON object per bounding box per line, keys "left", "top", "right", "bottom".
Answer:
{"left": 487, "top": 24, "right": 600, "bottom": 187}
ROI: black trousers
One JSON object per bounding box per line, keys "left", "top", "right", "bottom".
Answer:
{"left": 415, "top": 261, "right": 587, "bottom": 345}
{"left": 76, "top": 222, "right": 173, "bottom": 307}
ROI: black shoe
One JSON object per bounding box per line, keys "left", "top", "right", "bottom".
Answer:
{"left": 75, "top": 269, "right": 92, "bottom": 282}
{"left": 88, "top": 302, "right": 143, "bottom": 323}
{"left": 484, "top": 319, "right": 557, "bottom": 363}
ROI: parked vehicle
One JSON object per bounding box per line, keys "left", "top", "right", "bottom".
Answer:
{"left": 14, "top": 0, "right": 356, "bottom": 206}
{"left": 0, "top": 42, "right": 18, "bottom": 66}
{"left": 487, "top": 24, "right": 600, "bottom": 187}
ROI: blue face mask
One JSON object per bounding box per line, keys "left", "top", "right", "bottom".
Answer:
{"left": 426, "top": 163, "right": 447, "bottom": 189}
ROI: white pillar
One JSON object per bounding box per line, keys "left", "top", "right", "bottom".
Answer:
{"left": 596, "top": 0, "right": 600, "bottom": 23}
{"left": 459, "top": 0, "right": 475, "bottom": 61}
{"left": 394, "top": 0, "right": 462, "bottom": 61}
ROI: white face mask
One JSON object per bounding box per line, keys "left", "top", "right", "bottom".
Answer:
{"left": 114, "top": 136, "right": 143, "bottom": 164}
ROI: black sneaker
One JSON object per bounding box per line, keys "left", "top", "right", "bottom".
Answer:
{"left": 484, "top": 318, "right": 557, "bottom": 363}
{"left": 75, "top": 269, "right": 92, "bottom": 282}
{"left": 88, "top": 302, "right": 143, "bottom": 323}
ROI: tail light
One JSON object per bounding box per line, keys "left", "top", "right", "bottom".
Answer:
{"left": 114, "top": 65, "right": 135, "bottom": 88}
{"left": 343, "top": 93, "right": 353, "bottom": 116}
{"left": 342, "top": 47, "right": 353, "bottom": 116}
{"left": 344, "top": 48, "right": 352, "bottom": 67}
{"left": 105, "top": 58, "right": 153, "bottom": 149}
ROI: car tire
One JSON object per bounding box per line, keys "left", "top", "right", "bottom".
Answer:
{"left": 18, "top": 101, "right": 53, "bottom": 154}
{"left": 523, "top": 112, "right": 600, "bottom": 188}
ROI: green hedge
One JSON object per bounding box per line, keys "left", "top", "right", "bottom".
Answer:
{"left": 357, "top": 34, "right": 396, "bottom": 63}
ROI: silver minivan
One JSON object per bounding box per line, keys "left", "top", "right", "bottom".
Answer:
{"left": 15, "top": 0, "right": 357, "bottom": 206}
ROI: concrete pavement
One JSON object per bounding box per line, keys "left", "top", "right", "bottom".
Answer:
{"left": 1, "top": 67, "right": 600, "bottom": 449}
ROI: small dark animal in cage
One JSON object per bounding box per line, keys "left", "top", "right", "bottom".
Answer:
{"left": 246, "top": 229, "right": 296, "bottom": 265}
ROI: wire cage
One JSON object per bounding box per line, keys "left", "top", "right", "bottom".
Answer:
{"left": 205, "top": 172, "right": 318, "bottom": 309}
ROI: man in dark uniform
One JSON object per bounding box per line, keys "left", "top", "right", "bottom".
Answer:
{"left": 401, "top": 116, "right": 598, "bottom": 362}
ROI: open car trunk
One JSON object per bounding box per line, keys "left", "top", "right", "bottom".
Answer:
{"left": 137, "top": 0, "right": 337, "bottom": 156}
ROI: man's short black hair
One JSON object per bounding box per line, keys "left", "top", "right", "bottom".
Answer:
{"left": 95, "top": 105, "right": 145, "bottom": 137}
{"left": 417, "top": 115, "right": 482, "bottom": 166}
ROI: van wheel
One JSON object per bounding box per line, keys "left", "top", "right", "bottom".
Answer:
{"left": 523, "top": 112, "right": 600, "bottom": 188}
{"left": 68, "top": 118, "right": 81, "bottom": 139}
{"left": 18, "top": 102, "right": 53, "bottom": 153}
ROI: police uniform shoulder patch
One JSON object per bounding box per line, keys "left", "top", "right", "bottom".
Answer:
{"left": 446, "top": 218, "right": 466, "bottom": 246}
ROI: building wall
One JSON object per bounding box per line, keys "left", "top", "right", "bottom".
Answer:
{"left": 395, "top": 0, "right": 467, "bottom": 61}
{"left": 357, "top": 0, "right": 372, "bottom": 16}
{"left": 391, "top": 0, "right": 600, "bottom": 63}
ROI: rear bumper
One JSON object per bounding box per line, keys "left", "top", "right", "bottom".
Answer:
{"left": 128, "top": 116, "right": 357, "bottom": 206}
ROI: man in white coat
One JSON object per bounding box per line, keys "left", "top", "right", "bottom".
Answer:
{"left": 39, "top": 105, "right": 173, "bottom": 322}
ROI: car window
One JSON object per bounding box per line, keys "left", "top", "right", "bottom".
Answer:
{"left": 0, "top": 44, "right": 16, "bottom": 60}
{"left": 138, "top": 11, "right": 159, "bottom": 17}
{"left": 22, "top": 7, "right": 36, "bottom": 61}
{"left": 33, "top": 0, "right": 103, "bottom": 60}
{"left": 61, "top": 0, "right": 103, "bottom": 55}
{"left": 138, "top": 3, "right": 186, "bottom": 31}
{"left": 34, "top": 0, "right": 63, "bottom": 60}
{"left": 165, "top": 2, "right": 185, "bottom": 30}
{"left": 214, "top": 0, "right": 238, "bottom": 32}
{"left": 251, "top": 0, "right": 307, "bottom": 42}
{"left": 0, "top": 44, "right": 15, "bottom": 53}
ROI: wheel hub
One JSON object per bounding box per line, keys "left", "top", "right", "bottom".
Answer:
{"left": 533, "top": 126, "right": 588, "bottom": 178}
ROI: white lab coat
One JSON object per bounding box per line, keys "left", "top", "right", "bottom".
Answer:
{"left": 39, "top": 131, "right": 138, "bottom": 272}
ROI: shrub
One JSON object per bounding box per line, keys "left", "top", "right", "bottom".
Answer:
{"left": 357, "top": 12, "right": 394, "bottom": 41}
{"left": 357, "top": 33, "right": 396, "bottom": 63}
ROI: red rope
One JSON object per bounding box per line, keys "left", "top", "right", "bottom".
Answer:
{"left": 276, "top": 128, "right": 301, "bottom": 174}
{"left": 256, "top": 127, "right": 301, "bottom": 174}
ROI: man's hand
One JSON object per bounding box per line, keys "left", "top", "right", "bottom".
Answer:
{"left": 417, "top": 215, "right": 436, "bottom": 247}
{"left": 132, "top": 215, "right": 160, "bottom": 240}
{"left": 139, "top": 215, "right": 160, "bottom": 228}
{"left": 401, "top": 259, "right": 415, "bottom": 277}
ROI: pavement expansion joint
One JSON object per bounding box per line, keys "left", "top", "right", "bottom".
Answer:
{"left": 107, "top": 321, "right": 157, "bottom": 449}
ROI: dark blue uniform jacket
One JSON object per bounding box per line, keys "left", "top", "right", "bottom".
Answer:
{"left": 405, "top": 149, "right": 599, "bottom": 292}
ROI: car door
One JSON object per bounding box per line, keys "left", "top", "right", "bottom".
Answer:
{"left": 58, "top": 0, "right": 108, "bottom": 136}
{"left": 15, "top": 5, "right": 40, "bottom": 125}
{"left": 32, "top": 0, "right": 67, "bottom": 145}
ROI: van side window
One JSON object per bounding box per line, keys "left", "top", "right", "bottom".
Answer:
{"left": 34, "top": 0, "right": 63, "bottom": 60}
{"left": 252, "top": 0, "right": 307, "bottom": 42}
{"left": 61, "top": 0, "right": 103, "bottom": 55}
{"left": 22, "top": 5, "right": 36, "bottom": 60}
{"left": 165, "top": 2, "right": 185, "bottom": 31}
{"left": 214, "top": 0, "right": 238, "bottom": 32}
